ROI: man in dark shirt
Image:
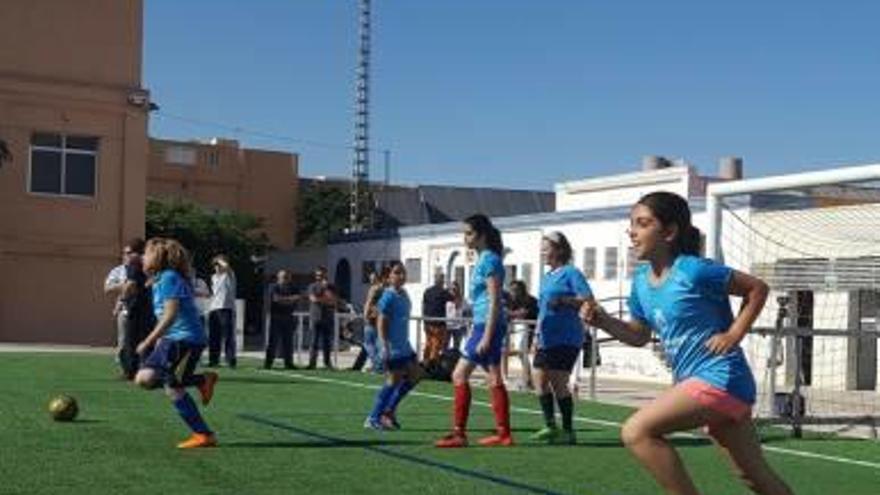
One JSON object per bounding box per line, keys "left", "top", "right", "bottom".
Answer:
{"left": 422, "top": 272, "right": 453, "bottom": 364}
{"left": 264, "top": 269, "right": 301, "bottom": 370}
{"left": 307, "top": 266, "right": 337, "bottom": 370}
{"left": 508, "top": 280, "right": 539, "bottom": 390}
{"left": 114, "top": 238, "right": 153, "bottom": 380}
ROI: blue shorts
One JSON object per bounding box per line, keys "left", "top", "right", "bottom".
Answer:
{"left": 143, "top": 338, "right": 204, "bottom": 388}
{"left": 463, "top": 322, "right": 507, "bottom": 369}
{"left": 387, "top": 353, "right": 417, "bottom": 372}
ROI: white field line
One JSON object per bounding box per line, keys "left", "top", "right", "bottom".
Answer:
{"left": 260, "top": 369, "right": 880, "bottom": 471}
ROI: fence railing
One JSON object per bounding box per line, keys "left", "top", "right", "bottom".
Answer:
{"left": 267, "top": 296, "right": 629, "bottom": 401}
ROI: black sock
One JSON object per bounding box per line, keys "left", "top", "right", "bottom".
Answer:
{"left": 538, "top": 393, "right": 556, "bottom": 427}
{"left": 558, "top": 396, "right": 574, "bottom": 431}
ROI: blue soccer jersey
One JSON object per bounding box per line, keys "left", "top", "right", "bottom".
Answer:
{"left": 628, "top": 255, "right": 756, "bottom": 403}
{"left": 537, "top": 265, "right": 593, "bottom": 349}
{"left": 376, "top": 287, "right": 415, "bottom": 360}
{"left": 152, "top": 269, "right": 206, "bottom": 345}
{"left": 470, "top": 250, "right": 506, "bottom": 325}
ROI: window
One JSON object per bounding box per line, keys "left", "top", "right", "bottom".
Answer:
{"left": 604, "top": 247, "right": 618, "bottom": 280}
{"left": 165, "top": 146, "right": 196, "bottom": 166}
{"left": 504, "top": 264, "right": 517, "bottom": 288}
{"left": 582, "top": 247, "right": 597, "bottom": 279}
{"left": 207, "top": 150, "right": 220, "bottom": 168}
{"left": 626, "top": 247, "right": 641, "bottom": 278}
{"left": 30, "top": 133, "right": 98, "bottom": 197}
{"left": 520, "top": 263, "right": 533, "bottom": 292}
{"left": 362, "top": 261, "right": 376, "bottom": 284}
{"left": 405, "top": 258, "right": 422, "bottom": 283}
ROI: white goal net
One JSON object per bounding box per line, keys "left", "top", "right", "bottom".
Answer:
{"left": 707, "top": 165, "right": 880, "bottom": 436}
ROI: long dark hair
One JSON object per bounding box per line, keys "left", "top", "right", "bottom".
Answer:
{"left": 636, "top": 192, "right": 701, "bottom": 256}
{"left": 464, "top": 213, "right": 503, "bottom": 256}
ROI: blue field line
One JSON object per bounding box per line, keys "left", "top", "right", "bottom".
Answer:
{"left": 239, "top": 413, "right": 621, "bottom": 495}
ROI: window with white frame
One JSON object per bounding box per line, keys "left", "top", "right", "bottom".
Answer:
{"left": 604, "top": 246, "right": 618, "bottom": 280}
{"left": 405, "top": 258, "right": 422, "bottom": 283}
{"left": 582, "top": 247, "right": 597, "bottom": 279}
{"left": 30, "top": 133, "right": 98, "bottom": 197}
{"left": 626, "top": 247, "right": 641, "bottom": 278}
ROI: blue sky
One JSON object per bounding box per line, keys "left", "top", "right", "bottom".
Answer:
{"left": 145, "top": 1, "right": 880, "bottom": 190}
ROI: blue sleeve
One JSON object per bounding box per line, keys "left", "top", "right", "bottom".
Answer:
{"left": 568, "top": 267, "right": 592, "bottom": 298}
{"left": 627, "top": 277, "right": 648, "bottom": 324}
{"left": 690, "top": 257, "right": 733, "bottom": 297}
{"left": 377, "top": 290, "right": 393, "bottom": 316}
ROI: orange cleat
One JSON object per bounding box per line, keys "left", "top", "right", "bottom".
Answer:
{"left": 177, "top": 432, "right": 217, "bottom": 449}
{"left": 198, "top": 372, "right": 219, "bottom": 406}
{"left": 434, "top": 431, "right": 468, "bottom": 448}
{"left": 478, "top": 433, "right": 514, "bottom": 447}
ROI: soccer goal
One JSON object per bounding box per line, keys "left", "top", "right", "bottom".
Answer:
{"left": 706, "top": 164, "right": 880, "bottom": 438}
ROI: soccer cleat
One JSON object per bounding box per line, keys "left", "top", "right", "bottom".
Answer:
{"left": 198, "top": 372, "right": 219, "bottom": 406}
{"left": 551, "top": 429, "right": 576, "bottom": 445}
{"left": 434, "top": 431, "right": 468, "bottom": 448}
{"left": 478, "top": 433, "right": 514, "bottom": 447}
{"left": 363, "top": 417, "right": 388, "bottom": 431}
{"left": 380, "top": 412, "right": 401, "bottom": 430}
{"left": 177, "top": 433, "right": 217, "bottom": 449}
{"left": 529, "top": 425, "right": 560, "bottom": 443}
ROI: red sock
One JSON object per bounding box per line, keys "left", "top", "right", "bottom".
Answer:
{"left": 490, "top": 385, "right": 511, "bottom": 435}
{"left": 453, "top": 383, "right": 471, "bottom": 433}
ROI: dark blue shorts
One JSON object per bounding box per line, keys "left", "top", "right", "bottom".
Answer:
{"left": 533, "top": 345, "right": 580, "bottom": 372}
{"left": 387, "top": 353, "right": 416, "bottom": 372}
{"left": 143, "top": 338, "right": 204, "bottom": 388}
{"left": 463, "top": 322, "right": 507, "bottom": 369}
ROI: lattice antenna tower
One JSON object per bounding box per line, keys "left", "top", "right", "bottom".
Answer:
{"left": 350, "top": 0, "right": 372, "bottom": 231}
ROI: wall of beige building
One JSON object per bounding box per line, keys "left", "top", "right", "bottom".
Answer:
{"left": 147, "top": 139, "right": 299, "bottom": 250}
{"left": 0, "top": 0, "right": 148, "bottom": 345}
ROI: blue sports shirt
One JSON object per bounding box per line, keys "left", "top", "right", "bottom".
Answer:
{"left": 628, "top": 255, "right": 756, "bottom": 403}
{"left": 152, "top": 269, "right": 206, "bottom": 345}
{"left": 377, "top": 287, "right": 415, "bottom": 359}
{"left": 470, "top": 250, "right": 506, "bottom": 325}
{"left": 537, "top": 265, "right": 593, "bottom": 349}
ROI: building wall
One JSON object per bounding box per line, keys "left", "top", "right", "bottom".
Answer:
{"left": 555, "top": 166, "right": 699, "bottom": 211}
{"left": 0, "top": 0, "right": 148, "bottom": 344}
{"left": 148, "top": 139, "right": 298, "bottom": 250}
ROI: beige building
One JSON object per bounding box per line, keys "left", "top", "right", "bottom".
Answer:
{"left": 148, "top": 138, "right": 298, "bottom": 250}
{"left": 0, "top": 0, "right": 149, "bottom": 345}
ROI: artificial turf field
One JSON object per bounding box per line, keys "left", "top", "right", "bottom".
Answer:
{"left": 2, "top": 352, "right": 879, "bottom": 494}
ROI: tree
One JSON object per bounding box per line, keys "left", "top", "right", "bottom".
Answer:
{"left": 296, "top": 185, "right": 351, "bottom": 246}
{"left": 145, "top": 197, "right": 271, "bottom": 333}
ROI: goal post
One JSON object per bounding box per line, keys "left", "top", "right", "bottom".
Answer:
{"left": 706, "top": 164, "right": 880, "bottom": 437}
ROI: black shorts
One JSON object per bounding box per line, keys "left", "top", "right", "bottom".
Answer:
{"left": 143, "top": 338, "right": 204, "bottom": 387}
{"left": 387, "top": 353, "right": 417, "bottom": 372}
{"left": 533, "top": 345, "right": 580, "bottom": 372}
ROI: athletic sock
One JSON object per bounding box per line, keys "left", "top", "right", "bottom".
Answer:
{"left": 173, "top": 393, "right": 211, "bottom": 434}
{"left": 490, "top": 385, "right": 511, "bottom": 435}
{"left": 369, "top": 384, "right": 396, "bottom": 420}
{"left": 558, "top": 395, "right": 574, "bottom": 431}
{"left": 539, "top": 393, "right": 556, "bottom": 427}
{"left": 453, "top": 383, "right": 471, "bottom": 433}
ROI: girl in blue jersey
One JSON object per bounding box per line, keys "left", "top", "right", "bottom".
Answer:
{"left": 436, "top": 214, "right": 512, "bottom": 448}
{"left": 135, "top": 238, "right": 219, "bottom": 449}
{"left": 364, "top": 262, "right": 420, "bottom": 430}
{"left": 531, "top": 231, "right": 594, "bottom": 445}
{"left": 582, "top": 192, "right": 792, "bottom": 495}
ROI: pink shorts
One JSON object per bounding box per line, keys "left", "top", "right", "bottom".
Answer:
{"left": 679, "top": 378, "right": 752, "bottom": 425}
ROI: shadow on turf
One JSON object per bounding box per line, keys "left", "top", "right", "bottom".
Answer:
{"left": 215, "top": 375, "right": 322, "bottom": 386}
{"left": 223, "top": 438, "right": 424, "bottom": 449}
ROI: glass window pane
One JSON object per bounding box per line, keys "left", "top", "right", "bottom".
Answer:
{"left": 64, "top": 153, "right": 96, "bottom": 196}
{"left": 66, "top": 136, "right": 99, "bottom": 151}
{"left": 30, "top": 149, "right": 62, "bottom": 193}
{"left": 405, "top": 258, "right": 421, "bottom": 283}
{"left": 31, "top": 133, "right": 62, "bottom": 148}
{"left": 604, "top": 247, "right": 618, "bottom": 280}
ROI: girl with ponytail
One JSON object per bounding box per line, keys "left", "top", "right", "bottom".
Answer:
{"left": 435, "top": 214, "right": 513, "bottom": 448}
{"left": 581, "top": 192, "right": 793, "bottom": 495}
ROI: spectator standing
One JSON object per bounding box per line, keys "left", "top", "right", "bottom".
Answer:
{"left": 508, "top": 280, "right": 539, "bottom": 391}
{"left": 307, "top": 266, "right": 337, "bottom": 370}
{"left": 264, "top": 269, "right": 301, "bottom": 369}
{"left": 422, "top": 272, "right": 453, "bottom": 364}
{"left": 104, "top": 238, "right": 151, "bottom": 380}
{"left": 208, "top": 255, "right": 237, "bottom": 368}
